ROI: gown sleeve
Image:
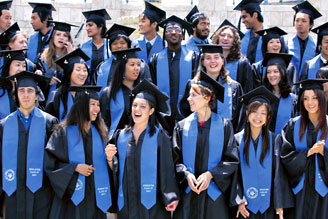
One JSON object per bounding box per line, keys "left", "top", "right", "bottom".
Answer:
{"left": 238, "top": 57, "right": 254, "bottom": 93}
{"left": 178, "top": 80, "right": 192, "bottom": 119}
{"left": 140, "top": 59, "right": 152, "bottom": 82}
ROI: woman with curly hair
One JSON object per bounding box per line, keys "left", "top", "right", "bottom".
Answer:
{"left": 211, "top": 20, "right": 253, "bottom": 93}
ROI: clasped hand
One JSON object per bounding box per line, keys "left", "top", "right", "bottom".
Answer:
{"left": 186, "top": 171, "right": 213, "bottom": 194}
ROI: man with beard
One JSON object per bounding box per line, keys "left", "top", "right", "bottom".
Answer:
{"left": 0, "top": 1, "right": 12, "bottom": 34}
{"left": 234, "top": 0, "right": 264, "bottom": 64}
{"left": 184, "top": 6, "right": 210, "bottom": 53}
{"left": 149, "top": 15, "right": 199, "bottom": 134}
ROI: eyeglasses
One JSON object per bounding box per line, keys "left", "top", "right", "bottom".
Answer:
{"left": 166, "top": 28, "right": 182, "bottom": 33}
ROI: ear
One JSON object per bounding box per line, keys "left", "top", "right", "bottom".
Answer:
{"left": 151, "top": 21, "right": 157, "bottom": 28}
{"left": 253, "top": 12, "right": 258, "bottom": 19}
{"left": 149, "top": 107, "right": 155, "bottom": 116}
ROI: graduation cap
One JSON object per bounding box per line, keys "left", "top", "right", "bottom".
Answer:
{"left": 48, "top": 21, "right": 78, "bottom": 32}
{"left": 196, "top": 44, "right": 228, "bottom": 54}
{"left": 233, "top": 0, "right": 263, "bottom": 12}
{"left": 311, "top": 22, "right": 328, "bottom": 53}
{"left": 6, "top": 71, "right": 50, "bottom": 89}
{"left": 0, "top": 22, "right": 20, "bottom": 45}
{"left": 0, "top": 49, "right": 27, "bottom": 61}
{"left": 142, "top": 1, "right": 166, "bottom": 23}
{"left": 131, "top": 79, "right": 169, "bottom": 111}
{"left": 185, "top": 5, "right": 199, "bottom": 23}
{"left": 210, "top": 19, "right": 244, "bottom": 40}
{"left": 112, "top": 48, "right": 141, "bottom": 60}
{"left": 55, "top": 48, "right": 89, "bottom": 70}
{"left": 262, "top": 52, "right": 293, "bottom": 68}
{"left": 69, "top": 85, "right": 102, "bottom": 100}
{"left": 240, "top": 85, "right": 279, "bottom": 105}
{"left": 104, "top": 23, "right": 135, "bottom": 39}
{"left": 0, "top": 0, "right": 12, "bottom": 11}
{"left": 256, "top": 26, "right": 287, "bottom": 39}
{"left": 158, "top": 15, "right": 191, "bottom": 30}
{"left": 82, "top": 9, "right": 111, "bottom": 26}
{"left": 28, "top": 2, "right": 56, "bottom": 16}
{"left": 292, "top": 1, "right": 322, "bottom": 20}
{"left": 294, "top": 79, "right": 328, "bottom": 91}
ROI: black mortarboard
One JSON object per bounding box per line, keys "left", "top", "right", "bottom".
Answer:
{"left": 28, "top": 2, "right": 56, "bottom": 16}
{"left": 256, "top": 26, "right": 287, "bottom": 38}
{"left": 142, "top": 1, "right": 166, "bottom": 23}
{"left": 192, "top": 71, "right": 225, "bottom": 103}
{"left": 294, "top": 79, "right": 328, "bottom": 91}
{"left": 196, "top": 44, "right": 227, "bottom": 54}
{"left": 112, "top": 48, "right": 141, "bottom": 60}
{"left": 48, "top": 21, "right": 78, "bottom": 32}
{"left": 7, "top": 71, "right": 50, "bottom": 89}
{"left": 185, "top": 6, "right": 199, "bottom": 23}
{"left": 82, "top": 9, "right": 111, "bottom": 26}
{"left": 210, "top": 19, "right": 245, "bottom": 40}
{"left": 292, "top": 1, "right": 322, "bottom": 20}
{"left": 104, "top": 23, "right": 135, "bottom": 39}
{"left": 312, "top": 22, "right": 328, "bottom": 53}
{"left": 0, "top": 49, "right": 27, "bottom": 61}
{"left": 233, "top": 0, "right": 263, "bottom": 12}
{"left": 0, "top": 1, "right": 12, "bottom": 11}
{"left": 240, "top": 85, "right": 279, "bottom": 105}
{"left": 0, "top": 22, "right": 20, "bottom": 45}
{"left": 158, "top": 15, "right": 191, "bottom": 30}
{"left": 131, "top": 79, "right": 169, "bottom": 110}
{"left": 69, "top": 85, "right": 101, "bottom": 100}
{"left": 55, "top": 48, "right": 89, "bottom": 70}
{"left": 262, "top": 53, "right": 293, "bottom": 68}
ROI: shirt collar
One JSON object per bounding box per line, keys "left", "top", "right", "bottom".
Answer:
{"left": 17, "top": 108, "right": 35, "bottom": 120}
{"left": 145, "top": 35, "right": 157, "bottom": 46}
{"left": 320, "top": 55, "right": 328, "bottom": 63}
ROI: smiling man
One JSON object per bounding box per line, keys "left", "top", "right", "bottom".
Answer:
{"left": 0, "top": 1, "right": 12, "bottom": 34}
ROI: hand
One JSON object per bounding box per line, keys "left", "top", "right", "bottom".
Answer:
{"left": 276, "top": 208, "right": 283, "bottom": 219}
{"left": 34, "top": 70, "right": 43, "bottom": 75}
{"left": 165, "top": 200, "right": 179, "bottom": 212}
{"left": 196, "top": 171, "right": 212, "bottom": 193}
{"left": 75, "top": 164, "right": 95, "bottom": 176}
{"left": 49, "top": 76, "right": 61, "bottom": 86}
{"left": 236, "top": 202, "right": 249, "bottom": 218}
{"left": 186, "top": 173, "right": 199, "bottom": 194}
{"left": 307, "top": 140, "right": 325, "bottom": 157}
{"left": 64, "top": 41, "right": 73, "bottom": 53}
{"left": 105, "top": 144, "right": 117, "bottom": 162}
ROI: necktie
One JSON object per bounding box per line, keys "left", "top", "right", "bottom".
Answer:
{"left": 323, "top": 61, "right": 328, "bottom": 67}
{"left": 146, "top": 42, "right": 152, "bottom": 57}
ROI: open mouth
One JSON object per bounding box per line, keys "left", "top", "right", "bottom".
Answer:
{"left": 134, "top": 113, "right": 142, "bottom": 118}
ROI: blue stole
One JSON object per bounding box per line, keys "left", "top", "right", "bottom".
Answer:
{"left": 226, "top": 60, "right": 239, "bottom": 81}
{"left": 0, "top": 56, "right": 4, "bottom": 75}
{"left": 117, "top": 126, "right": 159, "bottom": 210}
{"left": 292, "top": 117, "right": 328, "bottom": 197}
{"left": 67, "top": 125, "right": 112, "bottom": 211}
{"left": 0, "top": 90, "right": 11, "bottom": 120}
{"left": 59, "top": 92, "right": 74, "bottom": 122}
{"left": 96, "top": 55, "right": 114, "bottom": 92}
{"left": 136, "top": 33, "right": 163, "bottom": 63}
{"left": 42, "top": 60, "right": 59, "bottom": 100}
{"left": 288, "top": 35, "right": 316, "bottom": 79}
{"left": 2, "top": 108, "right": 46, "bottom": 196}
{"left": 241, "top": 30, "right": 263, "bottom": 63}
{"left": 307, "top": 55, "right": 321, "bottom": 79}
{"left": 216, "top": 82, "right": 232, "bottom": 120}
{"left": 182, "top": 112, "right": 224, "bottom": 201}
{"left": 257, "top": 60, "right": 267, "bottom": 78}
{"left": 108, "top": 88, "right": 124, "bottom": 139}
{"left": 27, "top": 27, "right": 53, "bottom": 63}
{"left": 274, "top": 94, "right": 293, "bottom": 134}
{"left": 156, "top": 45, "right": 193, "bottom": 105}
{"left": 239, "top": 131, "right": 272, "bottom": 214}
{"left": 81, "top": 39, "right": 110, "bottom": 68}
{"left": 185, "top": 36, "right": 209, "bottom": 53}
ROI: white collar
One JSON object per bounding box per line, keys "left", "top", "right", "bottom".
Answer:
{"left": 145, "top": 35, "right": 157, "bottom": 46}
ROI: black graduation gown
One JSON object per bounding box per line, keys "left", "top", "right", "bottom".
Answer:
{"left": 0, "top": 111, "right": 58, "bottom": 219}
{"left": 111, "top": 128, "right": 179, "bottom": 219}
{"left": 230, "top": 56, "right": 254, "bottom": 93}
{"left": 45, "top": 87, "right": 74, "bottom": 121}
{"left": 280, "top": 118, "right": 328, "bottom": 218}
{"left": 232, "top": 131, "right": 294, "bottom": 219}
{"left": 44, "top": 126, "right": 114, "bottom": 219}
{"left": 299, "top": 58, "right": 325, "bottom": 81}
{"left": 172, "top": 117, "right": 239, "bottom": 219}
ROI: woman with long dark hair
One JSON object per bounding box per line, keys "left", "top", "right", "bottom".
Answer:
{"left": 44, "top": 85, "right": 113, "bottom": 218}
{"left": 262, "top": 53, "right": 298, "bottom": 134}
{"left": 280, "top": 79, "right": 328, "bottom": 218}
{"left": 173, "top": 71, "right": 239, "bottom": 219}
{"left": 211, "top": 19, "right": 254, "bottom": 93}
{"left": 45, "top": 48, "right": 89, "bottom": 121}
{"left": 106, "top": 79, "right": 179, "bottom": 218}
{"left": 233, "top": 86, "right": 294, "bottom": 219}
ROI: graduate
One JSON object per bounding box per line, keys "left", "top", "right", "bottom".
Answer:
{"left": 233, "top": 86, "right": 294, "bottom": 219}
{"left": 27, "top": 2, "right": 56, "bottom": 63}
{"left": 173, "top": 71, "right": 239, "bottom": 219}
{"left": 0, "top": 0, "right": 12, "bottom": 33}
{"left": 44, "top": 85, "right": 113, "bottom": 219}
{"left": 81, "top": 8, "right": 111, "bottom": 82}
{"left": 149, "top": 15, "right": 198, "bottom": 133}
{"left": 262, "top": 53, "right": 298, "bottom": 134}
{"left": 184, "top": 6, "right": 210, "bottom": 53}
{"left": 37, "top": 21, "right": 76, "bottom": 99}
{"left": 107, "top": 79, "right": 179, "bottom": 218}
{"left": 234, "top": 0, "right": 264, "bottom": 64}
{"left": 287, "top": 1, "right": 322, "bottom": 82}
{"left": 0, "top": 71, "right": 58, "bottom": 218}
{"left": 316, "top": 67, "right": 328, "bottom": 112}
{"left": 280, "top": 79, "right": 328, "bottom": 218}
{"left": 300, "top": 22, "right": 328, "bottom": 80}
{"left": 179, "top": 45, "right": 244, "bottom": 132}
{"left": 134, "top": 1, "right": 166, "bottom": 64}
{"left": 96, "top": 23, "right": 151, "bottom": 91}
{"left": 45, "top": 48, "right": 89, "bottom": 121}
{"left": 211, "top": 19, "right": 254, "bottom": 93}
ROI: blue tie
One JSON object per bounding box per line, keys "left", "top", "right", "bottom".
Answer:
{"left": 146, "top": 42, "right": 152, "bottom": 57}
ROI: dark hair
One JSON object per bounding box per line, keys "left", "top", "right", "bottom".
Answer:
{"left": 261, "top": 36, "right": 287, "bottom": 57}
{"left": 263, "top": 65, "right": 291, "bottom": 98}
{"left": 211, "top": 25, "right": 242, "bottom": 62}
{"left": 243, "top": 101, "right": 272, "bottom": 165}
{"left": 317, "top": 66, "right": 328, "bottom": 79}
{"left": 299, "top": 89, "right": 327, "bottom": 141}
{"left": 192, "top": 14, "right": 208, "bottom": 28}
{"left": 246, "top": 9, "right": 264, "bottom": 23}
{"left": 139, "top": 14, "right": 159, "bottom": 32}
{"left": 293, "top": 12, "right": 313, "bottom": 30}
{"left": 35, "top": 11, "right": 53, "bottom": 27}
{"left": 109, "top": 36, "right": 132, "bottom": 51}
{"left": 200, "top": 52, "right": 230, "bottom": 84}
